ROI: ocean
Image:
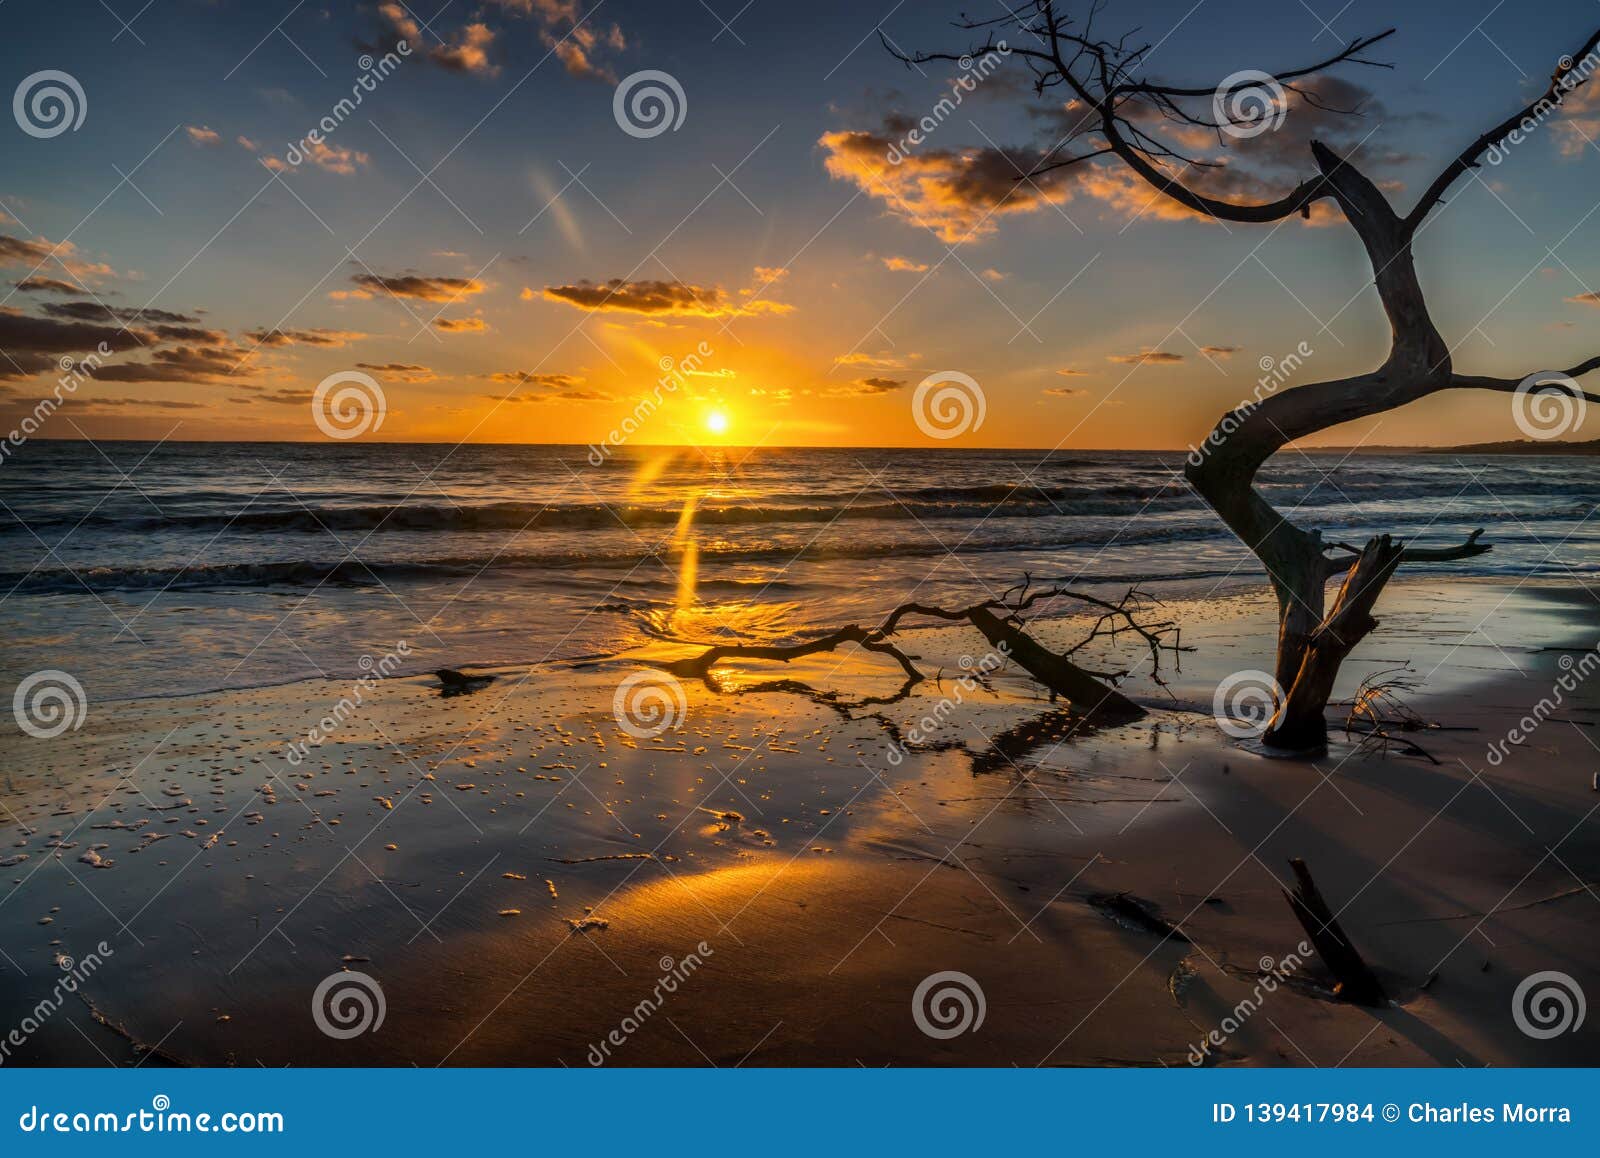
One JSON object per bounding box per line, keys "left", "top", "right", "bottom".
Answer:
{"left": 3, "top": 441, "right": 1596, "bottom": 702}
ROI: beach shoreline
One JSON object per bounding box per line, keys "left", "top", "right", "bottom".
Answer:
{"left": 1, "top": 575, "right": 1597, "bottom": 1067}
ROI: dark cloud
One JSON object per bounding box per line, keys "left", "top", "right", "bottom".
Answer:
{"left": 13, "top": 276, "right": 81, "bottom": 295}
{"left": 244, "top": 327, "right": 365, "bottom": 347}
{"left": 344, "top": 273, "right": 485, "bottom": 302}
{"left": 42, "top": 300, "right": 201, "bottom": 326}
{"left": 542, "top": 278, "right": 790, "bottom": 318}
{"left": 486, "top": 370, "right": 585, "bottom": 388}
{"left": 1107, "top": 349, "right": 1184, "bottom": 365}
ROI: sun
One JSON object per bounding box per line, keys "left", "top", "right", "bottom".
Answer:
{"left": 704, "top": 409, "right": 730, "bottom": 436}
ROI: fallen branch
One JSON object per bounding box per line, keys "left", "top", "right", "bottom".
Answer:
{"left": 662, "top": 581, "right": 1188, "bottom": 722}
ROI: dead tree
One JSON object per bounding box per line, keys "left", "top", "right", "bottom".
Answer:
{"left": 666, "top": 581, "right": 1186, "bottom": 723}
{"left": 895, "top": 4, "right": 1600, "bottom": 749}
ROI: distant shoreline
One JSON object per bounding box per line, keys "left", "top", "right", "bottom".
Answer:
{"left": 22, "top": 436, "right": 1600, "bottom": 454}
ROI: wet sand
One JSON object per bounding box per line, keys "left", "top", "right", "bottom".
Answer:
{"left": 1, "top": 578, "right": 1597, "bottom": 1066}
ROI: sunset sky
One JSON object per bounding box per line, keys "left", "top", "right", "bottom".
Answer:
{"left": 4, "top": 0, "right": 1600, "bottom": 449}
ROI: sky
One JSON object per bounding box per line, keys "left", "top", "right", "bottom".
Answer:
{"left": 4, "top": 0, "right": 1600, "bottom": 450}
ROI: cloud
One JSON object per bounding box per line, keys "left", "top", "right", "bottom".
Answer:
{"left": 73, "top": 396, "right": 209, "bottom": 411}
{"left": 826, "top": 376, "right": 904, "bottom": 396}
{"left": 492, "top": 0, "right": 626, "bottom": 82}
{"left": 267, "top": 140, "right": 369, "bottom": 175}
{"left": 1198, "top": 345, "right": 1240, "bottom": 357}
{"left": 1566, "top": 292, "right": 1600, "bottom": 305}
{"left": 0, "top": 233, "right": 117, "bottom": 280}
{"left": 14, "top": 276, "right": 82, "bottom": 295}
{"left": 980, "top": 268, "right": 1007, "bottom": 282}
{"left": 820, "top": 124, "right": 1075, "bottom": 243}
{"left": 1107, "top": 349, "right": 1184, "bottom": 365}
{"left": 0, "top": 311, "right": 155, "bottom": 378}
{"left": 378, "top": 3, "right": 499, "bottom": 75}
{"left": 489, "top": 386, "right": 615, "bottom": 403}
{"left": 882, "top": 256, "right": 930, "bottom": 273}
{"left": 835, "top": 351, "right": 918, "bottom": 370}
{"left": 41, "top": 301, "right": 200, "bottom": 326}
{"left": 237, "top": 135, "right": 260, "bottom": 151}
{"left": 356, "top": 361, "right": 435, "bottom": 382}
{"left": 823, "top": 78, "right": 1416, "bottom": 243}
{"left": 1556, "top": 83, "right": 1600, "bottom": 157}
{"left": 1043, "top": 386, "right": 1086, "bottom": 396}
{"left": 90, "top": 345, "right": 247, "bottom": 383}
{"left": 243, "top": 327, "right": 366, "bottom": 347}
{"left": 342, "top": 273, "right": 486, "bottom": 302}
{"left": 751, "top": 266, "right": 789, "bottom": 285}
{"left": 186, "top": 125, "right": 222, "bottom": 146}
{"left": 486, "top": 370, "right": 585, "bottom": 388}
{"left": 435, "top": 317, "right": 488, "bottom": 333}
{"left": 1054, "top": 367, "right": 1089, "bottom": 377}
{"left": 541, "top": 278, "right": 793, "bottom": 317}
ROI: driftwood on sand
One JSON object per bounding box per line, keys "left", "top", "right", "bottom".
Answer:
{"left": 664, "top": 580, "right": 1187, "bottom": 723}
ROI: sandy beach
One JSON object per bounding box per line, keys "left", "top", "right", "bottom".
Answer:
{"left": 1, "top": 576, "right": 1596, "bottom": 1067}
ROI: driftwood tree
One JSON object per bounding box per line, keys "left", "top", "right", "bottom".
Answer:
{"left": 895, "top": 3, "right": 1600, "bottom": 749}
